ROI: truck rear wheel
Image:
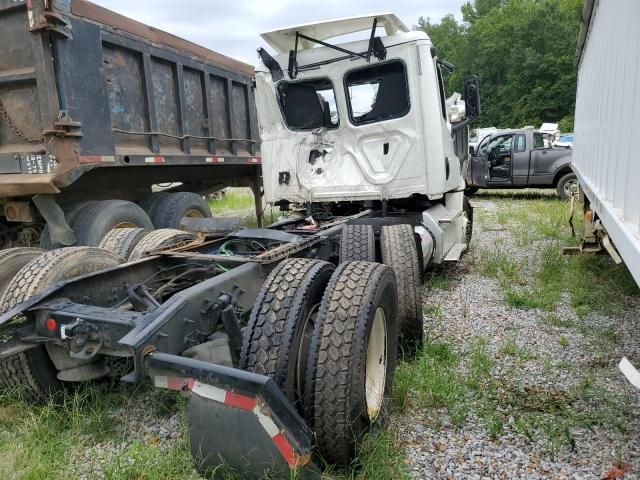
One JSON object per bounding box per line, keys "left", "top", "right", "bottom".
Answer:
{"left": 339, "top": 224, "right": 375, "bottom": 262}
{"left": 556, "top": 173, "right": 578, "bottom": 199}
{"left": 0, "top": 248, "right": 44, "bottom": 300}
{"left": 305, "top": 261, "right": 398, "bottom": 465}
{"left": 98, "top": 227, "right": 150, "bottom": 260}
{"left": 380, "top": 224, "right": 423, "bottom": 355}
{"left": 138, "top": 192, "right": 170, "bottom": 221}
{"left": 148, "top": 192, "right": 212, "bottom": 229}
{"left": 240, "top": 258, "right": 335, "bottom": 411}
{"left": 128, "top": 228, "right": 197, "bottom": 260}
{"left": 0, "top": 247, "right": 124, "bottom": 402}
{"left": 71, "top": 200, "right": 154, "bottom": 247}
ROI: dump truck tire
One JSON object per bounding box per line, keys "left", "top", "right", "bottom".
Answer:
{"left": 71, "top": 200, "right": 154, "bottom": 247}
{"left": 0, "top": 247, "right": 124, "bottom": 402}
{"left": 556, "top": 172, "right": 578, "bottom": 200}
{"left": 40, "top": 201, "right": 97, "bottom": 249}
{"left": 149, "top": 192, "right": 212, "bottom": 229}
{"left": 305, "top": 261, "right": 398, "bottom": 465}
{"left": 240, "top": 258, "right": 335, "bottom": 410}
{"left": 380, "top": 224, "right": 423, "bottom": 355}
{"left": 128, "top": 228, "right": 197, "bottom": 261}
{"left": 138, "top": 192, "right": 171, "bottom": 221}
{"left": 339, "top": 224, "right": 375, "bottom": 262}
{"left": 98, "top": 227, "right": 150, "bottom": 260}
{"left": 0, "top": 248, "right": 44, "bottom": 300}
{"left": 464, "top": 196, "right": 474, "bottom": 246}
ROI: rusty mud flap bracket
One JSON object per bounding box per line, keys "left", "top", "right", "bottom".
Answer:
{"left": 145, "top": 352, "right": 320, "bottom": 479}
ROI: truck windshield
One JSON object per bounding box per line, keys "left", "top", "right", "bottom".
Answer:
{"left": 277, "top": 79, "right": 339, "bottom": 130}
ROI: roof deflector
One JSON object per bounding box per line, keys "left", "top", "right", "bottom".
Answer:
{"left": 261, "top": 13, "right": 408, "bottom": 54}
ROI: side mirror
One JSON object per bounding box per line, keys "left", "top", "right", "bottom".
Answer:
{"left": 469, "top": 145, "right": 475, "bottom": 155}
{"left": 464, "top": 76, "right": 481, "bottom": 121}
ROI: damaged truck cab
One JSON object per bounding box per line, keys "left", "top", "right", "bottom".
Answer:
{"left": 255, "top": 13, "right": 480, "bottom": 264}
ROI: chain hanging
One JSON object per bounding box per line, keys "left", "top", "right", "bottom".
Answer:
{"left": 0, "top": 98, "right": 45, "bottom": 144}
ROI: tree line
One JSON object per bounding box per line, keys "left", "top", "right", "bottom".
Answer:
{"left": 418, "top": 0, "right": 583, "bottom": 131}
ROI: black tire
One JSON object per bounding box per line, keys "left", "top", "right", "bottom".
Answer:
{"left": 240, "top": 258, "right": 335, "bottom": 411}
{"left": 39, "top": 201, "right": 97, "bottom": 249}
{"left": 465, "top": 186, "right": 479, "bottom": 196}
{"left": 137, "top": 192, "right": 171, "bottom": 222}
{"left": 98, "top": 227, "right": 150, "bottom": 260}
{"left": 71, "top": 200, "right": 154, "bottom": 247}
{"left": 556, "top": 173, "right": 578, "bottom": 199}
{"left": 0, "top": 247, "right": 123, "bottom": 403}
{"left": 464, "top": 196, "right": 474, "bottom": 246}
{"left": 380, "top": 224, "right": 423, "bottom": 355}
{"left": 305, "top": 261, "right": 398, "bottom": 466}
{"left": 0, "top": 247, "right": 44, "bottom": 300}
{"left": 339, "top": 224, "right": 375, "bottom": 262}
{"left": 128, "top": 228, "right": 196, "bottom": 261}
{"left": 148, "top": 192, "right": 212, "bottom": 229}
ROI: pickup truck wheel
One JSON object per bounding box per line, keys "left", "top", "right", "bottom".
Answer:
{"left": 0, "top": 248, "right": 44, "bottom": 301}
{"left": 380, "top": 225, "right": 423, "bottom": 356}
{"left": 72, "top": 200, "right": 154, "bottom": 247}
{"left": 149, "top": 192, "right": 212, "bottom": 229}
{"left": 240, "top": 258, "right": 335, "bottom": 412}
{"left": 339, "top": 224, "right": 375, "bottom": 262}
{"left": 128, "top": 228, "right": 197, "bottom": 261}
{"left": 0, "top": 247, "right": 123, "bottom": 402}
{"left": 305, "top": 261, "right": 398, "bottom": 465}
{"left": 98, "top": 227, "right": 150, "bottom": 260}
{"left": 39, "top": 201, "right": 97, "bottom": 249}
{"left": 556, "top": 173, "right": 578, "bottom": 199}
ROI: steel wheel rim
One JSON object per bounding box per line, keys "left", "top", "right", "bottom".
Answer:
{"left": 365, "top": 307, "right": 387, "bottom": 421}
{"left": 564, "top": 178, "right": 578, "bottom": 197}
{"left": 113, "top": 222, "right": 136, "bottom": 228}
{"left": 185, "top": 209, "right": 205, "bottom": 218}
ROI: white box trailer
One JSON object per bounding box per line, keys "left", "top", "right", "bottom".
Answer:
{"left": 572, "top": 0, "right": 640, "bottom": 386}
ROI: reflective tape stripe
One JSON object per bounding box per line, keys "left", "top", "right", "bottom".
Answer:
{"left": 191, "top": 381, "right": 226, "bottom": 403}
{"left": 224, "top": 391, "right": 257, "bottom": 411}
{"left": 253, "top": 406, "right": 280, "bottom": 437}
{"left": 272, "top": 433, "right": 297, "bottom": 467}
{"left": 145, "top": 156, "right": 165, "bottom": 163}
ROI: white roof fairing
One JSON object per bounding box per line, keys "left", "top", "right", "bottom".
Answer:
{"left": 260, "top": 13, "right": 409, "bottom": 54}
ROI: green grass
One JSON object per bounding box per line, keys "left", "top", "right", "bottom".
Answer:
{"left": 207, "top": 188, "right": 255, "bottom": 215}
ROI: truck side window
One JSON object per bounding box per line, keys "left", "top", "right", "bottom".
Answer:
{"left": 277, "top": 79, "right": 339, "bottom": 130}
{"left": 533, "top": 132, "right": 545, "bottom": 149}
{"left": 345, "top": 61, "right": 409, "bottom": 125}
{"left": 515, "top": 134, "right": 526, "bottom": 152}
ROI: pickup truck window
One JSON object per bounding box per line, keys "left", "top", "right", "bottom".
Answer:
{"left": 346, "top": 61, "right": 409, "bottom": 125}
{"left": 515, "top": 134, "right": 526, "bottom": 152}
{"left": 533, "top": 132, "right": 545, "bottom": 148}
{"left": 277, "top": 79, "right": 339, "bottom": 130}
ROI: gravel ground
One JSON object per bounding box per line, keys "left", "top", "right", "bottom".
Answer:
{"left": 399, "top": 198, "right": 640, "bottom": 480}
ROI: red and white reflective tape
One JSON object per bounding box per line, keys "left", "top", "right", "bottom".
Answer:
{"left": 248, "top": 157, "right": 261, "bottom": 164}
{"left": 153, "top": 375, "right": 303, "bottom": 467}
{"left": 78, "top": 155, "right": 115, "bottom": 164}
{"left": 145, "top": 156, "right": 165, "bottom": 163}
{"left": 205, "top": 157, "right": 225, "bottom": 163}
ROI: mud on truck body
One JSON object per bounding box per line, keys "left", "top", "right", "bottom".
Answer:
{"left": 0, "top": 13, "right": 479, "bottom": 478}
{"left": 0, "top": 0, "right": 261, "bottom": 250}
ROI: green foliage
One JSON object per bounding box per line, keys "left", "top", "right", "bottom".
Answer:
{"left": 417, "top": 0, "right": 583, "bottom": 128}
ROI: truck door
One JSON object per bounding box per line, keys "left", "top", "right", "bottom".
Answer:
{"left": 486, "top": 134, "right": 513, "bottom": 185}
{"left": 529, "top": 131, "right": 558, "bottom": 184}
{"left": 511, "top": 133, "right": 529, "bottom": 185}
{"left": 469, "top": 135, "right": 491, "bottom": 187}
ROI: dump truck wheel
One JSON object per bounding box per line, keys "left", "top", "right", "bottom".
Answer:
{"left": 305, "top": 261, "right": 398, "bottom": 465}
{"left": 0, "top": 248, "right": 44, "bottom": 301}
{"left": 138, "top": 192, "right": 171, "bottom": 221}
{"left": 98, "top": 227, "right": 150, "bottom": 260}
{"left": 240, "top": 258, "right": 335, "bottom": 410}
{"left": 149, "top": 192, "right": 212, "bottom": 229}
{"left": 39, "top": 201, "right": 97, "bottom": 249}
{"left": 339, "top": 224, "right": 375, "bottom": 262}
{"left": 72, "top": 200, "right": 154, "bottom": 247}
{"left": 464, "top": 196, "right": 474, "bottom": 246}
{"left": 380, "top": 224, "right": 423, "bottom": 356}
{"left": 128, "top": 228, "right": 197, "bottom": 261}
{"left": 0, "top": 247, "right": 124, "bottom": 402}
{"left": 556, "top": 173, "right": 578, "bottom": 200}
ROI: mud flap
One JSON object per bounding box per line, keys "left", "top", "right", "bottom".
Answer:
{"left": 145, "top": 352, "right": 320, "bottom": 479}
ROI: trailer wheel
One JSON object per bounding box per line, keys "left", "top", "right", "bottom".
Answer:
{"left": 72, "top": 200, "right": 154, "bottom": 247}
{"left": 40, "top": 201, "right": 97, "bottom": 249}
{"left": 0, "top": 247, "right": 123, "bottom": 402}
{"left": 98, "top": 227, "right": 150, "bottom": 260}
{"left": 380, "top": 224, "right": 423, "bottom": 355}
{"left": 0, "top": 248, "right": 44, "bottom": 300}
{"left": 148, "top": 192, "right": 212, "bottom": 229}
{"left": 556, "top": 173, "right": 578, "bottom": 199}
{"left": 305, "top": 261, "right": 398, "bottom": 465}
{"left": 464, "top": 196, "right": 474, "bottom": 246}
{"left": 137, "top": 192, "right": 171, "bottom": 221}
{"left": 240, "top": 258, "right": 335, "bottom": 410}
{"left": 128, "top": 228, "right": 197, "bottom": 261}
{"left": 339, "top": 224, "right": 375, "bottom": 262}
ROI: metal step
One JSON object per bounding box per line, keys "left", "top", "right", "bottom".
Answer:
{"left": 437, "top": 209, "right": 463, "bottom": 224}
{"left": 443, "top": 243, "right": 466, "bottom": 262}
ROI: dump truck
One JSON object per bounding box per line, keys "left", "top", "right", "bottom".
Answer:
{"left": 571, "top": 0, "right": 640, "bottom": 388}
{"left": 0, "top": 0, "right": 261, "bottom": 250}
{"left": 0, "top": 13, "right": 479, "bottom": 478}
